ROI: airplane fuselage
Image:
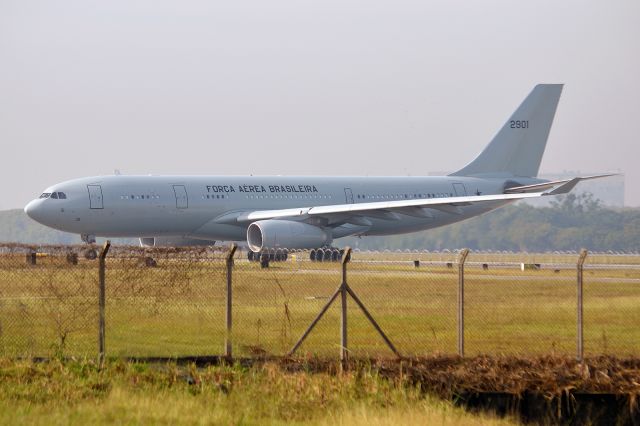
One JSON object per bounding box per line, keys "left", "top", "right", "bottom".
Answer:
{"left": 24, "top": 175, "right": 519, "bottom": 242}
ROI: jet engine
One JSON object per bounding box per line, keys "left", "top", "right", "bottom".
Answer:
{"left": 139, "top": 237, "right": 216, "bottom": 247}
{"left": 247, "top": 220, "right": 332, "bottom": 252}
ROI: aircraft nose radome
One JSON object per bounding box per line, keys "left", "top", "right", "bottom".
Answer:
{"left": 24, "top": 200, "right": 43, "bottom": 223}
{"left": 24, "top": 200, "right": 34, "bottom": 217}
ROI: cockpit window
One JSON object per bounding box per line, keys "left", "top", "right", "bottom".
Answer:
{"left": 39, "top": 192, "right": 66, "bottom": 199}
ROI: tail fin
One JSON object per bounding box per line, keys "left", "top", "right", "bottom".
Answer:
{"left": 451, "top": 84, "right": 563, "bottom": 178}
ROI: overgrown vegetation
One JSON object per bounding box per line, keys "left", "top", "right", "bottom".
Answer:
{"left": 0, "top": 358, "right": 515, "bottom": 425}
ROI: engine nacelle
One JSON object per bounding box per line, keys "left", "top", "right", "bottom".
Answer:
{"left": 247, "top": 220, "right": 332, "bottom": 252}
{"left": 139, "top": 237, "right": 216, "bottom": 247}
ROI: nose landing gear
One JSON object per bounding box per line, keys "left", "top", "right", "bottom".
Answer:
{"left": 83, "top": 248, "right": 98, "bottom": 260}
{"left": 79, "top": 234, "right": 98, "bottom": 259}
{"left": 81, "top": 234, "right": 96, "bottom": 244}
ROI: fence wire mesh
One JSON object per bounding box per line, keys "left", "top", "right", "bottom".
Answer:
{"left": 347, "top": 250, "right": 458, "bottom": 357}
{"left": 463, "top": 252, "right": 576, "bottom": 356}
{"left": 0, "top": 245, "right": 98, "bottom": 357}
{"left": 233, "top": 249, "right": 341, "bottom": 357}
{"left": 104, "top": 246, "right": 228, "bottom": 357}
{"left": 583, "top": 255, "right": 640, "bottom": 357}
{"left": 0, "top": 244, "right": 638, "bottom": 359}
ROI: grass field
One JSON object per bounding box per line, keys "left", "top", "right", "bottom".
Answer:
{"left": 0, "top": 358, "right": 516, "bottom": 425}
{"left": 0, "top": 250, "right": 639, "bottom": 359}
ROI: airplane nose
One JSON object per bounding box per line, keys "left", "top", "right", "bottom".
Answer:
{"left": 24, "top": 199, "right": 44, "bottom": 223}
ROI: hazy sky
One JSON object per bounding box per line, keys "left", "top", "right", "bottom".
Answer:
{"left": 1, "top": 0, "right": 638, "bottom": 210}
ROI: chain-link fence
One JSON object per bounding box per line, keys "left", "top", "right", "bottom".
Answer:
{"left": 0, "top": 244, "right": 98, "bottom": 357}
{"left": 0, "top": 243, "right": 638, "bottom": 360}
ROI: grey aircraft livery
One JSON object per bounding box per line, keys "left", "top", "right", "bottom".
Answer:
{"left": 25, "top": 84, "right": 611, "bottom": 258}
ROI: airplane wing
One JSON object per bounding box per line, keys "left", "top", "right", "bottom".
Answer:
{"left": 216, "top": 175, "right": 606, "bottom": 225}
{"left": 238, "top": 191, "right": 539, "bottom": 222}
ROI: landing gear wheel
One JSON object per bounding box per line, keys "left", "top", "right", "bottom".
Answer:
{"left": 144, "top": 256, "right": 157, "bottom": 267}
{"left": 316, "top": 249, "right": 326, "bottom": 263}
{"left": 84, "top": 249, "right": 98, "bottom": 260}
{"left": 310, "top": 248, "right": 345, "bottom": 262}
{"left": 274, "top": 249, "right": 289, "bottom": 262}
{"left": 322, "top": 249, "right": 333, "bottom": 262}
{"left": 331, "top": 249, "right": 340, "bottom": 262}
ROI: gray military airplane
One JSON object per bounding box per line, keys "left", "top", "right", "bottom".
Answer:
{"left": 24, "top": 84, "right": 610, "bottom": 257}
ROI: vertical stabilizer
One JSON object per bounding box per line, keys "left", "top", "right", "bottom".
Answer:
{"left": 451, "top": 84, "right": 563, "bottom": 178}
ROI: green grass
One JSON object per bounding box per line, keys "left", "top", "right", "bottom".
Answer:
{"left": 0, "top": 254, "right": 639, "bottom": 359}
{"left": 0, "top": 358, "right": 515, "bottom": 425}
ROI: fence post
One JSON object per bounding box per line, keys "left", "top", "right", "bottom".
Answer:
{"left": 225, "top": 244, "right": 237, "bottom": 359}
{"left": 98, "top": 241, "right": 111, "bottom": 368}
{"left": 457, "top": 248, "right": 470, "bottom": 357}
{"left": 577, "top": 248, "right": 588, "bottom": 362}
{"left": 340, "top": 248, "right": 351, "bottom": 370}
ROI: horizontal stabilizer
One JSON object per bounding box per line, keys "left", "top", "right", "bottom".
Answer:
{"left": 504, "top": 174, "right": 617, "bottom": 194}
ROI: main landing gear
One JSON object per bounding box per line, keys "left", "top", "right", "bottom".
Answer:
{"left": 309, "top": 248, "right": 344, "bottom": 262}
{"left": 247, "top": 247, "right": 345, "bottom": 265}
{"left": 247, "top": 248, "right": 289, "bottom": 263}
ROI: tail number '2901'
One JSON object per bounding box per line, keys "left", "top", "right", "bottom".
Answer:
{"left": 510, "top": 120, "right": 529, "bottom": 129}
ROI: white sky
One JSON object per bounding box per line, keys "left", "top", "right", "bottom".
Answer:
{"left": 1, "top": 0, "right": 638, "bottom": 209}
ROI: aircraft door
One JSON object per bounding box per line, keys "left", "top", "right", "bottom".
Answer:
{"left": 344, "top": 188, "right": 354, "bottom": 204}
{"left": 173, "top": 185, "right": 188, "bottom": 209}
{"left": 87, "top": 185, "right": 104, "bottom": 209}
{"left": 452, "top": 183, "right": 467, "bottom": 197}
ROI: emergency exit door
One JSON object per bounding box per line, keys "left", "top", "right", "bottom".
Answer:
{"left": 87, "top": 185, "right": 103, "bottom": 209}
{"left": 173, "top": 185, "right": 188, "bottom": 209}
{"left": 344, "top": 188, "right": 354, "bottom": 204}
{"left": 452, "top": 183, "right": 467, "bottom": 197}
